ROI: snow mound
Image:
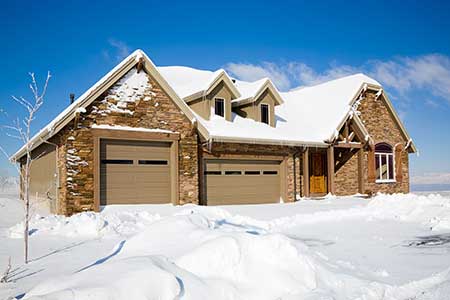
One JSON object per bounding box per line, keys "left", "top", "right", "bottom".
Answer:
{"left": 23, "top": 213, "right": 381, "bottom": 299}
{"left": 367, "top": 193, "right": 450, "bottom": 231}
{"left": 9, "top": 210, "right": 161, "bottom": 238}
{"left": 13, "top": 194, "right": 450, "bottom": 300}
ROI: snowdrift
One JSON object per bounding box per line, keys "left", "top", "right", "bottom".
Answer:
{"left": 8, "top": 193, "right": 450, "bottom": 299}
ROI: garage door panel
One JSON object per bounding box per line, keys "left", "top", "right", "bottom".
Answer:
{"left": 100, "top": 139, "right": 172, "bottom": 205}
{"left": 205, "top": 160, "right": 281, "bottom": 205}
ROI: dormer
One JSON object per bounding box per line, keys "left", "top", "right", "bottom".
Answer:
{"left": 232, "top": 79, "right": 283, "bottom": 127}
{"left": 158, "top": 67, "right": 240, "bottom": 121}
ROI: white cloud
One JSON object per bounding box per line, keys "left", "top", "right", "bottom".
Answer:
{"left": 225, "top": 62, "right": 292, "bottom": 91}
{"left": 104, "top": 39, "right": 131, "bottom": 62}
{"left": 370, "top": 54, "right": 450, "bottom": 102}
{"left": 224, "top": 54, "right": 450, "bottom": 104}
{"left": 411, "top": 172, "right": 450, "bottom": 185}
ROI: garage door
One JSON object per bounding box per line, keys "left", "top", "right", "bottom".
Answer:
{"left": 205, "top": 159, "right": 281, "bottom": 205}
{"left": 100, "top": 139, "right": 171, "bottom": 205}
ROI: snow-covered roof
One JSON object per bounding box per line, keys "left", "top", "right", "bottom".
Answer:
{"left": 233, "top": 78, "right": 267, "bottom": 101}
{"left": 12, "top": 49, "right": 416, "bottom": 160}
{"left": 158, "top": 66, "right": 223, "bottom": 99}
{"left": 195, "top": 74, "right": 376, "bottom": 145}
{"left": 277, "top": 73, "right": 381, "bottom": 142}
{"left": 158, "top": 66, "right": 241, "bottom": 101}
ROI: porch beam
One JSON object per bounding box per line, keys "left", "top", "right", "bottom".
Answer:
{"left": 327, "top": 146, "right": 335, "bottom": 195}
{"left": 335, "top": 142, "right": 362, "bottom": 149}
{"left": 358, "top": 148, "right": 364, "bottom": 194}
{"left": 302, "top": 148, "right": 310, "bottom": 197}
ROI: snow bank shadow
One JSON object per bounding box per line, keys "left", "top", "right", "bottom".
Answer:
{"left": 76, "top": 240, "right": 126, "bottom": 273}
{"left": 286, "top": 234, "right": 335, "bottom": 247}
{"left": 213, "top": 219, "right": 266, "bottom": 235}
{"left": 30, "top": 241, "right": 88, "bottom": 263}
{"left": 406, "top": 233, "right": 450, "bottom": 248}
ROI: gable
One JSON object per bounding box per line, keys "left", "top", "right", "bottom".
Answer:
{"left": 12, "top": 50, "right": 211, "bottom": 161}
{"left": 357, "top": 89, "right": 414, "bottom": 152}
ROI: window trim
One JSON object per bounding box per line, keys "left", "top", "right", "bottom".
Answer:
{"left": 260, "top": 104, "right": 270, "bottom": 125}
{"left": 375, "top": 143, "right": 396, "bottom": 184}
{"left": 214, "top": 97, "right": 225, "bottom": 117}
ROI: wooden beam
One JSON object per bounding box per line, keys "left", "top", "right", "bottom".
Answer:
{"left": 358, "top": 148, "right": 364, "bottom": 194}
{"left": 302, "top": 148, "right": 310, "bottom": 197}
{"left": 327, "top": 146, "right": 335, "bottom": 195}
{"left": 335, "top": 142, "right": 362, "bottom": 149}
{"left": 347, "top": 132, "right": 355, "bottom": 142}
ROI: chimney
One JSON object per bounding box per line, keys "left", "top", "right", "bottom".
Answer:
{"left": 70, "top": 93, "right": 75, "bottom": 104}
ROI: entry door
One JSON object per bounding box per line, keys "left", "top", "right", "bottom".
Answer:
{"left": 310, "top": 153, "right": 327, "bottom": 194}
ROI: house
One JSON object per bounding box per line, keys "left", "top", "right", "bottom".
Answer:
{"left": 11, "top": 50, "right": 417, "bottom": 215}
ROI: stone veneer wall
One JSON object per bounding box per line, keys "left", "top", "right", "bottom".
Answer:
{"left": 206, "top": 142, "right": 302, "bottom": 202}
{"left": 334, "top": 90, "right": 410, "bottom": 196}
{"left": 54, "top": 67, "right": 198, "bottom": 215}
{"left": 334, "top": 152, "right": 359, "bottom": 196}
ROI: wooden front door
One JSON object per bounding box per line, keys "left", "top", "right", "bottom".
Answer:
{"left": 310, "top": 153, "right": 327, "bottom": 194}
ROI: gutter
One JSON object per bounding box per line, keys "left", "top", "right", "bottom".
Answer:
{"left": 208, "top": 135, "right": 328, "bottom": 148}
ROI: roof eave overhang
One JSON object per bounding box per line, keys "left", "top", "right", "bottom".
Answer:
{"left": 209, "top": 135, "right": 328, "bottom": 148}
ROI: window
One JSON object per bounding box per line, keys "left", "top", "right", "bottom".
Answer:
{"left": 214, "top": 98, "right": 225, "bottom": 117}
{"left": 260, "top": 104, "right": 269, "bottom": 124}
{"left": 138, "top": 160, "right": 168, "bottom": 165}
{"left": 225, "top": 171, "right": 242, "bottom": 175}
{"left": 205, "top": 171, "right": 222, "bottom": 175}
{"left": 101, "top": 159, "right": 133, "bottom": 164}
{"left": 375, "top": 143, "right": 395, "bottom": 182}
{"left": 263, "top": 170, "right": 278, "bottom": 175}
{"left": 244, "top": 171, "right": 260, "bottom": 175}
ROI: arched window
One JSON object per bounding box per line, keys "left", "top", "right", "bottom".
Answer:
{"left": 375, "top": 143, "right": 395, "bottom": 182}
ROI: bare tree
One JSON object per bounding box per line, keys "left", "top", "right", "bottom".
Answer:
{"left": 0, "top": 257, "right": 11, "bottom": 283}
{"left": 0, "top": 72, "right": 51, "bottom": 264}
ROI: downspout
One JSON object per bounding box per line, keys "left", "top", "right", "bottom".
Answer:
{"left": 293, "top": 147, "right": 302, "bottom": 201}
{"left": 293, "top": 151, "right": 297, "bottom": 201}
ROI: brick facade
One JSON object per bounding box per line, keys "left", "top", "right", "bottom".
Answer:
{"left": 360, "top": 91, "right": 410, "bottom": 194}
{"left": 29, "top": 67, "right": 410, "bottom": 215}
{"left": 333, "top": 90, "right": 410, "bottom": 196}
{"left": 53, "top": 67, "right": 199, "bottom": 215}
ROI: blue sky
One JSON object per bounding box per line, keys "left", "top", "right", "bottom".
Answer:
{"left": 1, "top": 0, "right": 449, "bottom": 183}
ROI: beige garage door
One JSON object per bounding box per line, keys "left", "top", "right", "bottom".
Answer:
{"left": 205, "top": 159, "right": 281, "bottom": 205}
{"left": 100, "top": 139, "right": 171, "bottom": 205}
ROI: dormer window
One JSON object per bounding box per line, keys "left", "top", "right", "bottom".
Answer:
{"left": 261, "top": 104, "right": 269, "bottom": 124}
{"left": 215, "top": 98, "right": 225, "bottom": 117}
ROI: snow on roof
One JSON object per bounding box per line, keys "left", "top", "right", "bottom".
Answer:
{"left": 12, "top": 48, "right": 386, "bottom": 160}
{"left": 91, "top": 124, "right": 177, "bottom": 134}
{"left": 11, "top": 50, "right": 144, "bottom": 161}
{"left": 200, "top": 73, "right": 380, "bottom": 145}
{"left": 232, "top": 78, "right": 268, "bottom": 101}
{"left": 276, "top": 73, "right": 381, "bottom": 142}
{"left": 157, "top": 66, "right": 223, "bottom": 99}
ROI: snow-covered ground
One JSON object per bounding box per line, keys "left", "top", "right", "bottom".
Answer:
{"left": 1, "top": 191, "right": 450, "bottom": 299}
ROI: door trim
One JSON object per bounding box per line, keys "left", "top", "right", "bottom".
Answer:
{"left": 92, "top": 128, "right": 180, "bottom": 211}
{"left": 309, "top": 152, "right": 328, "bottom": 195}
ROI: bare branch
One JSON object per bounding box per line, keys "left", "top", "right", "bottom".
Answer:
{"left": 0, "top": 257, "right": 11, "bottom": 283}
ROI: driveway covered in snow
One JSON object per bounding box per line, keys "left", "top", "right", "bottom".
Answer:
{"left": 1, "top": 192, "right": 449, "bottom": 299}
